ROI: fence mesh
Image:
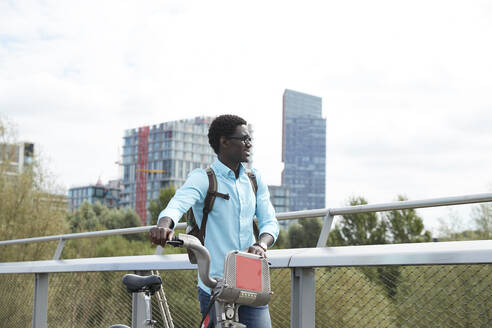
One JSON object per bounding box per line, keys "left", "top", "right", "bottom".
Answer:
{"left": 315, "top": 265, "right": 492, "bottom": 328}
{"left": 0, "top": 265, "right": 490, "bottom": 327}
{"left": 0, "top": 273, "right": 34, "bottom": 328}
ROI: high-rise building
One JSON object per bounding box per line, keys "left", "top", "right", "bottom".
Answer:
{"left": 268, "top": 184, "right": 290, "bottom": 229}
{"left": 68, "top": 179, "right": 122, "bottom": 213}
{"left": 121, "top": 116, "right": 255, "bottom": 225}
{"left": 121, "top": 117, "right": 211, "bottom": 224}
{"left": 0, "top": 142, "right": 34, "bottom": 175}
{"left": 268, "top": 185, "right": 290, "bottom": 214}
{"left": 282, "top": 89, "right": 326, "bottom": 211}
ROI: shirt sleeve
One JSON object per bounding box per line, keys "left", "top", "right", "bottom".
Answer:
{"left": 252, "top": 168, "right": 280, "bottom": 244}
{"left": 158, "top": 169, "right": 208, "bottom": 229}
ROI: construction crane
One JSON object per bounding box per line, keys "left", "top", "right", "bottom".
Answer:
{"left": 115, "top": 126, "right": 168, "bottom": 225}
{"left": 136, "top": 169, "right": 166, "bottom": 173}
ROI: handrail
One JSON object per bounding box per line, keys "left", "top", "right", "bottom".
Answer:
{"left": 329, "top": 192, "right": 492, "bottom": 215}
{"left": 1, "top": 240, "right": 491, "bottom": 274}
{"left": 1, "top": 192, "right": 492, "bottom": 247}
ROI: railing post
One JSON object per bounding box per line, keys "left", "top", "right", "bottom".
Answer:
{"left": 316, "top": 214, "right": 334, "bottom": 247}
{"left": 53, "top": 238, "right": 66, "bottom": 260}
{"left": 291, "top": 267, "right": 315, "bottom": 328}
{"left": 32, "top": 273, "right": 49, "bottom": 328}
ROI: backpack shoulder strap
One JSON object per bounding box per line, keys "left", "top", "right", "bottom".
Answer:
{"left": 198, "top": 168, "right": 216, "bottom": 242}
{"left": 245, "top": 168, "right": 258, "bottom": 195}
{"left": 245, "top": 168, "right": 260, "bottom": 240}
{"left": 204, "top": 168, "right": 218, "bottom": 213}
{"left": 198, "top": 168, "right": 229, "bottom": 242}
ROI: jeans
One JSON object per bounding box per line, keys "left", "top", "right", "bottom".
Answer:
{"left": 198, "top": 287, "right": 272, "bottom": 328}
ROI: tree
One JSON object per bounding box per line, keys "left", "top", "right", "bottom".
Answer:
{"left": 327, "top": 195, "right": 432, "bottom": 300}
{"left": 471, "top": 203, "right": 492, "bottom": 239}
{"left": 383, "top": 195, "right": 432, "bottom": 243}
{"left": 101, "top": 206, "right": 141, "bottom": 231}
{"left": 0, "top": 117, "right": 70, "bottom": 327}
{"left": 288, "top": 217, "right": 323, "bottom": 248}
{"left": 148, "top": 186, "right": 176, "bottom": 225}
{"left": 271, "top": 228, "right": 288, "bottom": 249}
{"left": 67, "top": 201, "right": 141, "bottom": 232}
{"left": 66, "top": 201, "right": 142, "bottom": 243}
{"left": 67, "top": 201, "right": 102, "bottom": 232}
{"left": 436, "top": 209, "right": 472, "bottom": 241}
{"left": 327, "top": 196, "right": 387, "bottom": 247}
{"left": 63, "top": 202, "right": 164, "bottom": 259}
{"left": 0, "top": 117, "right": 68, "bottom": 262}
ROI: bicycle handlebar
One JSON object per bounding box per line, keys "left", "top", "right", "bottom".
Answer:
{"left": 166, "top": 239, "right": 183, "bottom": 247}
{"left": 168, "top": 234, "right": 218, "bottom": 289}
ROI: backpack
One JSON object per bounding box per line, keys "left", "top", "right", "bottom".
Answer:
{"left": 185, "top": 167, "right": 260, "bottom": 264}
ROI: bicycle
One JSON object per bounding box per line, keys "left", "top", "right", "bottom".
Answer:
{"left": 109, "top": 233, "right": 271, "bottom": 328}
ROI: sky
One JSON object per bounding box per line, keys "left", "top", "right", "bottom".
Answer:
{"left": 1, "top": 0, "right": 492, "bottom": 233}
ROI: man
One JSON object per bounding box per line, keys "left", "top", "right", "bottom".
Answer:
{"left": 149, "top": 114, "right": 279, "bottom": 327}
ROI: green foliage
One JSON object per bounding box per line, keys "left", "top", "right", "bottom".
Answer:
{"left": 436, "top": 210, "right": 475, "bottom": 241}
{"left": 271, "top": 228, "right": 288, "bottom": 249}
{"left": 67, "top": 201, "right": 102, "bottom": 232}
{"left": 383, "top": 195, "right": 432, "bottom": 243}
{"left": 328, "top": 196, "right": 387, "bottom": 247}
{"left": 67, "top": 202, "right": 141, "bottom": 236}
{"left": 148, "top": 186, "right": 176, "bottom": 225}
{"left": 437, "top": 206, "right": 491, "bottom": 241}
{"left": 326, "top": 195, "right": 432, "bottom": 299}
{"left": 90, "top": 236, "right": 151, "bottom": 257}
{"left": 471, "top": 203, "right": 492, "bottom": 239}
{"left": 328, "top": 195, "right": 432, "bottom": 247}
{"left": 287, "top": 217, "right": 323, "bottom": 248}
{"left": 62, "top": 202, "right": 159, "bottom": 258}
{"left": 0, "top": 117, "right": 68, "bottom": 262}
{"left": 0, "top": 117, "right": 71, "bottom": 326}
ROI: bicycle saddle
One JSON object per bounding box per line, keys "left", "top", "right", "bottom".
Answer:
{"left": 122, "top": 274, "right": 162, "bottom": 294}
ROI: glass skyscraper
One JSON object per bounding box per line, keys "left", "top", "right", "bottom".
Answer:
{"left": 282, "top": 89, "right": 326, "bottom": 211}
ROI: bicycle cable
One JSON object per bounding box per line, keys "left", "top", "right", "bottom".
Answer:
{"left": 199, "top": 291, "right": 219, "bottom": 328}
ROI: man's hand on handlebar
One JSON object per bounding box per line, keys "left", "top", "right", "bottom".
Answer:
{"left": 149, "top": 217, "right": 175, "bottom": 247}
{"left": 247, "top": 244, "right": 267, "bottom": 258}
{"left": 247, "top": 233, "right": 274, "bottom": 258}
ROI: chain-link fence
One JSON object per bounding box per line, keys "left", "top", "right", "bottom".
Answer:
{"left": 0, "top": 265, "right": 490, "bottom": 327}
{"left": 315, "top": 265, "right": 492, "bottom": 328}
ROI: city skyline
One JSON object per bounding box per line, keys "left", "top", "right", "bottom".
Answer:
{"left": 2, "top": 1, "right": 492, "bottom": 233}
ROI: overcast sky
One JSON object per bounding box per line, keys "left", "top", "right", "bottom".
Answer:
{"left": 1, "top": 0, "right": 491, "bottom": 233}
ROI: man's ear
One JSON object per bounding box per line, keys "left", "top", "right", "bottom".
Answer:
{"left": 219, "top": 136, "right": 229, "bottom": 151}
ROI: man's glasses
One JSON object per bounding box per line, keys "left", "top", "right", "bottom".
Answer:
{"left": 227, "top": 135, "right": 253, "bottom": 145}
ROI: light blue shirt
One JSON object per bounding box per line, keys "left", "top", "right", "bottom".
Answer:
{"left": 158, "top": 159, "right": 279, "bottom": 293}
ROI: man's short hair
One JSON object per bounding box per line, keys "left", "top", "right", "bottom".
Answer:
{"left": 208, "top": 114, "right": 247, "bottom": 154}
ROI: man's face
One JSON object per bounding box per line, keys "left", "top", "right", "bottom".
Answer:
{"left": 223, "top": 124, "right": 252, "bottom": 163}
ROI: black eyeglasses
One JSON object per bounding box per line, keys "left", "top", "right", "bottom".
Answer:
{"left": 227, "top": 135, "right": 252, "bottom": 144}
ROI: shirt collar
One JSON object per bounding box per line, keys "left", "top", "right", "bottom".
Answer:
{"left": 211, "top": 158, "right": 246, "bottom": 179}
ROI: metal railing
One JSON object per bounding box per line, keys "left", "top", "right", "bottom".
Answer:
{"left": 1, "top": 192, "right": 492, "bottom": 328}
